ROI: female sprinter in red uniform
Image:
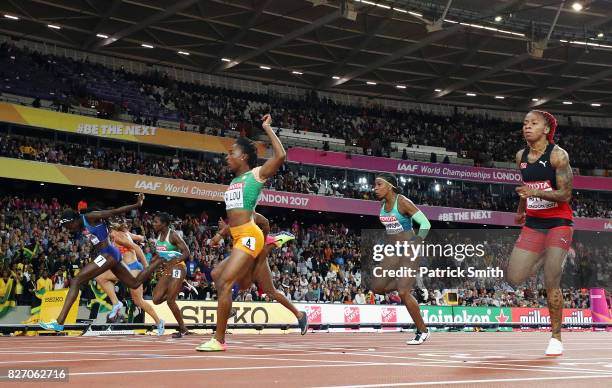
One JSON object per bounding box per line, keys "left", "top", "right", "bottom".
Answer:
{"left": 508, "top": 110, "right": 573, "bottom": 356}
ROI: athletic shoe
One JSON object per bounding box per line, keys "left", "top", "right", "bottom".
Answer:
{"left": 157, "top": 319, "right": 165, "bottom": 336}
{"left": 269, "top": 231, "right": 295, "bottom": 248}
{"left": 38, "top": 320, "right": 64, "bottom": 332}
{"left": 172, "top": 329, "right": 193, "bottom": 339}
{"left": 184, "top": 280, "right": 199, "bottom": 295}
{"left": 545, "top": 338, "right": 563, "bottom": 356}
{"left": 107, "top": 301, "right": 123, "bottom": 320}
{"left": 407, "top": 330, "right": 430, "bottom": 345}
{"left": 195, "top": 338, "right": 227, "bottom": 352}
{"left": 298, "top": 311, "right": 309, "bottom": 335}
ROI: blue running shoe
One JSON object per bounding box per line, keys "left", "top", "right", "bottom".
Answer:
{"left": 157, "top": 320, "right": 165, "bottom": 336}
{"left": 38, "top": 320, "right": 64, "bottom": 332}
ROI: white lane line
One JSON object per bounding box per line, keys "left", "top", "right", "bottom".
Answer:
{"left": 331, "top": 351, "right": 612, "bottom": 374}
{"left": 311, "top": 374, "right": 612, "bottom": 388}
{"left": 0, "top": 353, "right": 381, "bottom": 366}
{"left": 52, "top": 363, "right": 393, "bottom": 377}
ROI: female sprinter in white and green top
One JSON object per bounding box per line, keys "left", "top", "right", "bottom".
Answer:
{"left": 196, "top": 114, "right": 286, "bottom": 352}
{"left": 374, "top": 173, "right": 431, "bottom": 345}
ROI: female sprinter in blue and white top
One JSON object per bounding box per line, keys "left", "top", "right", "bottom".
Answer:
{"left": 373, "top": 173, "right": 431, "bottom": 345}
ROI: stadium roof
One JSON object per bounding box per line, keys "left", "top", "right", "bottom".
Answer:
{"left": 1, "top": 0, "right": 611, "bottom": 115}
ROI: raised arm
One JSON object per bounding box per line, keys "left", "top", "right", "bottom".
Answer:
{"left": 258, "top": 114, "right": 286, "bottom": 180}
{"left": 87, "top": 193, "right": 144, "bottom": 223}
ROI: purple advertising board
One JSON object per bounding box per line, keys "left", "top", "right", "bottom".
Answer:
{"left": 259, "top": 190, "right": 612, "bottom": 232}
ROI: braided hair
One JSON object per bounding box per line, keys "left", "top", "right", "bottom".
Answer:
{"left": 530, "top": 110, "right": 558, "bottom": 144}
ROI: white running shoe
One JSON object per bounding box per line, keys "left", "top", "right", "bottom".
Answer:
{"left": 545, "top": 338, "right": 563, "bottom": 356}
{"left": 407, "top": 330, "right": 430, "bottom": 345}
{"left": 107, "top": 301, "right": 124, "bottom": 320}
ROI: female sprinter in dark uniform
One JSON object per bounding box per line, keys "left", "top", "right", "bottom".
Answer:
{"left": 151, "top": 212, "right": 191, "bottom": 338}
{"left": 39, "top": 194, "right": 161, "bottom": 331}
{"left": 196, "top": 113, "right": 285, "bottom": 352}
{"left": 211, "top": 213, "right": 308, "bottom": 334}
{"left": 373, "top": 173, "right": 431, "bottom": 345}
{"left": 508, "top": 110, "right": 573, "bottom": 356}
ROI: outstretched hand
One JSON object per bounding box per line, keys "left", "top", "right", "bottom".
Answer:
{"left": 262, "top": 114, "right": 272, "bottom": 128}
{"left": 136, "top": 193, "right": 145, "bottom": 207}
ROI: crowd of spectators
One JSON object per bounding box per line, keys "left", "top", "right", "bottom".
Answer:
{"left": 2, "top": 133, "right": 611, "bottom": 219}
{"left": 1, "top": 42, "right": 612, "bottom": 171}
{"left": 1, "top": 196, "right": 600, "bottom": 313}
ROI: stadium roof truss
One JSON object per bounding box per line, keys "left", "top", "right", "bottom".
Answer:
{"left": 0, "top": 0, "right": 611, "bottom": 114}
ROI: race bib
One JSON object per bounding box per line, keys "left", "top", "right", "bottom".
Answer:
{"left": 526, "top": 181, "right": 558, "bottom": 210}
{"left": 84, "top": 230, "right": 100, "bottom": 245}
{"left": 241, "top": 237, "right": 256, "bottom": 251}
{"left": 527, "top": 197, "right": 558, "bottom": 210}
{"left": 94, "top": 255, "right": 107, "bottom": 267}
{"left": 380, "top": 216, "right": 403, "bottom": 234}
{"left": 172, "top": 269, "right": 181, "bottom": 279}
{"left": 224, "top": 182, "right": 245, "bottom": 210}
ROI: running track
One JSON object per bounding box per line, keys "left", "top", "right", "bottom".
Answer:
{"left": 1, "top": 332, "right": 611, "bottom": 387}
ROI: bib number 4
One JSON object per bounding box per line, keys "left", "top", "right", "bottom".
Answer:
{"left": 241, "top": 237, "right": 256, "bottom": 251}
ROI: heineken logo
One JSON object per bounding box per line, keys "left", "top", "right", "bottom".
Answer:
{"left": 422, "top": 308, "right": 510, "bottom": 323}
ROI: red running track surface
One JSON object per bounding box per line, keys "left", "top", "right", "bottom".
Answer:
{"left": 0, "top": 331, "right": 611, "bottom": 387}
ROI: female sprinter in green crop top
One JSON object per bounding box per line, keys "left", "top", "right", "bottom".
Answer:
{"left": 373, "top": 173, "right": 431, "bottom": 345}
{"left": 196, "top": 114, "right": 285, "bottom": 352}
